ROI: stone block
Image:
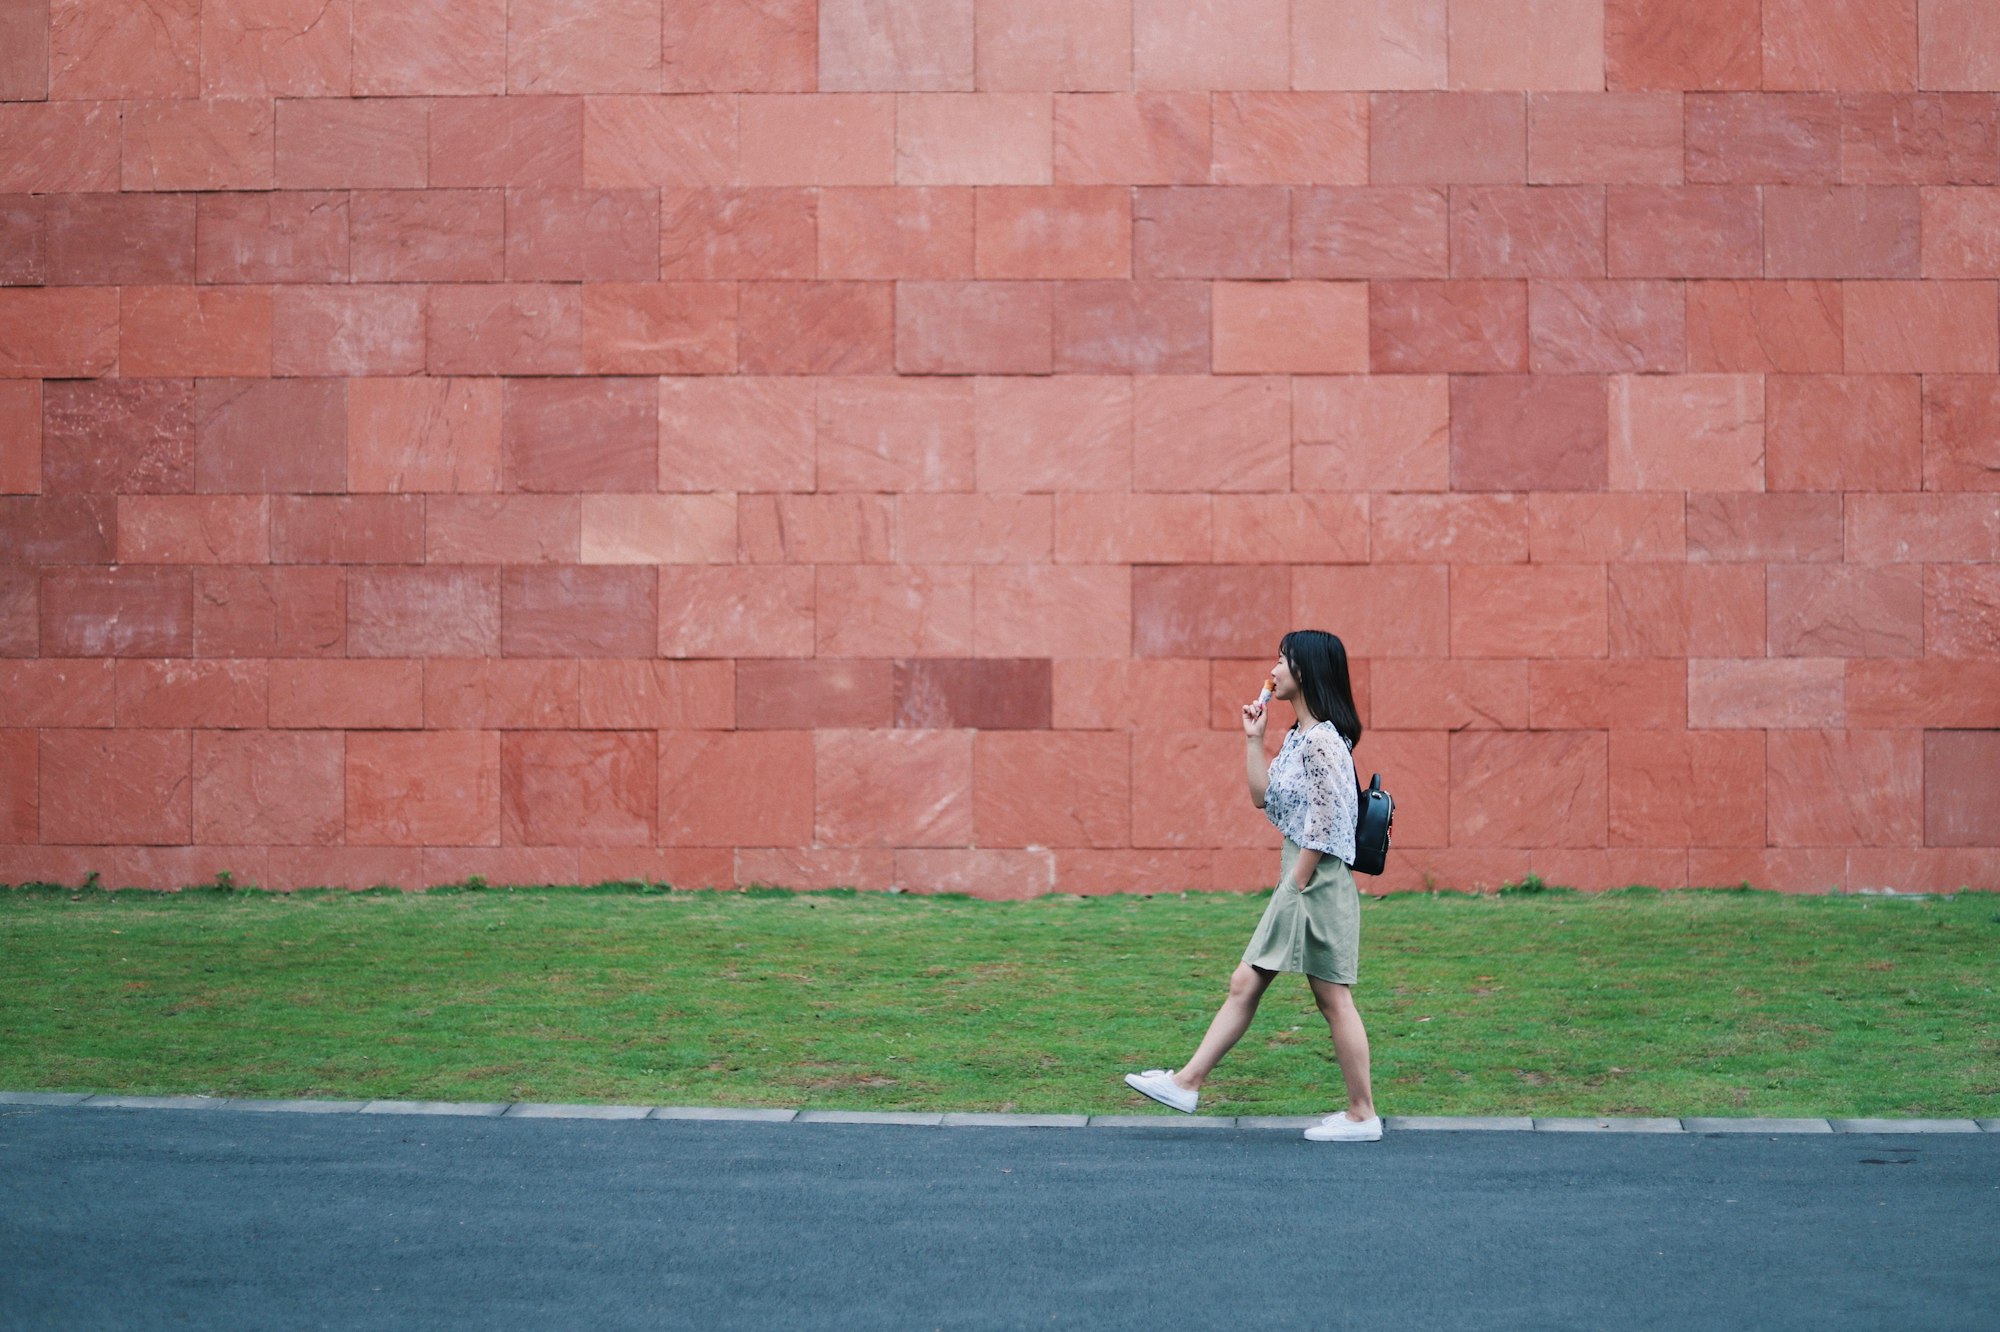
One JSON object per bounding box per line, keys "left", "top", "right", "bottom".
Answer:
{"left": 976, "top": 374, "right": 1136, "bottom": 492}
{"left": 1920, "top": 186, "right": 2000, "bottom": 277}
{"left": 1529, "top": 92, "right": 1683, "bottom": 185}
{"left": 1452, "top": 731, "right": 1607, "bottom": 848}
{"left": 1371, "top": 280, "right": 1527, "bottom": 373}
{"left": 0, "top": 496, "right": 112, "bottom": 565}
{"left": 576, "top": 659, "right": 732, "bottom": 729}
{"left": 272, "top": 285, "right": 426, "bottom": 378}
{"left": 1765, "top": 373, "right": 1921, "bottom": 490}
{"left": 1210, "top": 93, "right": 1367, "bottom": 185}
{"left": 1609, "top": 729, "right": 1764, "bottom": 847}
{"left": 1687, "top": 279, "right": 1843, "bottom": 372}
{"left": 1212, "top": 281, "right": 1368, "bottom": 374}
{"left": 1608, "top": 560, "right": 1768, "bottom": 652}
{"left": 1050, "top": 848, "right": 1210, "bottom": 893}
{"left": 1767, "top": 565, "right": 1924, "bottom": 658}
{"left": 42, "top": 568, "right": 191, "bottom": 658}
{"left": 972, "top": 566, "right": 1126, "bottom": 658}
{"left": 40, "top": 729, "right": 190, "bottom": 844}
{"left": 1292, "top": 0, "right": 1444, "bottom": 90}
{"left": 732, "top": 847, "right": 890, "bottom": 891}
{"left": 350, "top": 188, "right": 504, "bottom": 282}
{"left": 1212, "top": 494, "right": 1368, "bottom": 565}
{"left": 1845, "top": 494, "right": 2000, "bottom": 563}
{"left": 895, "top": 280, "right": 1053, "bottom": 374}
{"left": 194, "top": 730, "right": 342, "bottom": 845}
{"left": 817, "top": 377, "right": 975, "bottom": 491}
{"left": 1607, "top": 186, "right": 1761, "bottom": 278}
{"left": 46, "top": 193, "right": 194, "bottom": 286}
{"left": 428, "top": 96, "right": 584, "bottom": 188}
{"left": 1087, "top": 1115, "right": 1235, "bottom": 1129}
{"left": 1450, "top": 373, "right": 1606, "bottom": 490}
{"left": 1133, "top": 375, "right": 1288, "bottom": 493}
{"left": 1370, "top": 659, "right": 1530, "bottom": 732}
{"left": 275, "top": 97, "right": 426, "bottom": 189}
{"left": 199, "top": 0, "right": 350, "bottom": 96}
{"left": 426, "top": 659, "right": 578, "bottom": 730}
{"left": 1134, "top": 186, "right": 1287, "bottom": 279}
{"left": 972, "top": 730, "right": 1126, "bottom": 847}
{"left": 1529, "top": 279, "right": 1684, "bottom": 374}
{"left": 195, "top": 378, "right": 345, "bottom": 494}
{"left": 1845, "top": 280, "right": 1999, "bottom": 373}
{"left": 347, "top": 730, "right": 501, "bottom": 847}
{"left": 1449, "top": 0, "right": 1601, "bottom": 89}
{"left": 813, "top": 728, "right": 971, "bottom": 847}
{"left": 508, "top": 0, "right": 660, "bottom": 94}
{"left": 1131, "top": 729, "right": 1279, "bottom": 850}
{"left": 1370, "top": 92, "right": 1524, "bottom": 185}
{"left": 738, "top": 280, "right": 894, "bottom": 374}
{"left": 226, "top": 1098, "right": 367, "bottom": 1113}
{"left": 1604, "top": 0, "right": 1759, "bottom": 91}
{"left": 893, "top": 658, "right": 1050, "bottom": 730}
{"left": 663, "top": 0, "right": 815, "bottom": 92}
{"left": 1763, "top": 0, "right": 1916, "bottom": 92}
{"left": 120, "top": 286, "right": 271, "bottom": 378}
{"left": 359, "top": 1101, "right": 510, "bottom": 1117}
{"left": 1924, "top": 729, "right": 2000, "bottom": 846}
{"left": 195, "top": 191, "right": 347, "bottom": 283}
{"left": 503, "top": 1102, "right": 651, "bottom": 1119}
{"left": 347, "top": 567, "right": 501, "bottom": 658}
{"left": 0, "top": 726, "right": 34, "bottom": 841}
{"left": 975, "top": 186, "right": 1128, "bottom": 280}
{"left": 0, "top": 196, "right": 43, "bottom": 287}
{"left": 1687, "top": 658, "right": 1842, "bottom": 729}
{"left": 1052, "top": 659, "right": 1207, "bottom": 732}
{"left": 268, "top": 660, "right": 422, "bottom": 728}
{"left": 817, "top": 186, "right": 969, "bottom": 279}
{"left": 42, "top": 380, "right": 191, "bottom": 496}
{"left": 1292, "top": 374, "right": 1450, "bottom": 493}
{"left": 649, "top": 1106, "right": 798, "bottom": 1122}
{"left": 428, "top": 283, "right": 583, "bottom": 375}
{"left": 895, "top": 494, "right": 1049, "bottom": 564}
{"left": 738, "top": 658, "right": 893, "bottom": 730}
{"left": 583, "top": 98, "right": 736, "bottom": 191}
{"left": 896, "top": 93, "right": 1050, "bottom": 186}
{"left": 352, "top": 0, "right": 504, "bottom": 95}
{"left": 657, "top": 730, "right": 815, "bottom": 846}
{"left": 662, "top": 566, "right": 816, "bottom": 657}
{"left": 1927, "top": 565, "right": 2000, "bottom": 659}
{"left": 0, "top": 103, "right": 120, "bottom": 193}
{"left": 1528, "top": 493, "right": 1683, "bottom": 562}
{"left": 0, "top": 288, "right": 119, "bottom": 377}
{"left": 819, "top": 0, "right": 972, "bottom": 91}
{"left": 0, "top": 1092, "right": 91, "bottom": 1106}
{"left": 85, "top": 1095, "right": 228, "bottom": 1110}
{"left": 661, "top": 377, "right": 816, "bottom": 491}
{"left": 1451, "top": 186, "right": 1604, "bottom": 279}
{"left": 271, "top": 495, "right": 423, "bottom": 565}
{"left": 1529, "top": 660, "right": 1687, "bottom": 731}
{"left": 501, "top": 730, "right": 655, "bottom": 847}
{"left": 1384, "top": 1116, "right": 1534, "bottom": 1131}
{"left": 738, "top": 93, "right": 895, "bottom": 186}
{"left": 738, "top": 494, "right": 894, "bottom": 564}
{"left": 975, "top": 0, "right": 1127, "bottom": 92}
{"left": 502, "top": 377, "right": 655, "bottom": 492}
{"left": 1924, "top": 374, "right": 2000, "bottom": 491}
{"left": 1292, "top": 185, "right": 1448, "bottom": 280}
{"left": 1828, "top": 1118, "right": 1980, "bottom": 1134}
{"left": 193, "top": 567, "right": 344, "bottom": 659}
{"left": 120, "top": 97, "right": 274, "bottom": 192}
{"left": 1841, "top": 92, "right": 2000, "bottom": 186}
{"left": 1686, "top": 493, "right": 1843, "bottom": 563}
{"left": 1131, "top": 0, "right": 1285, "bottom": 91}
{"left": 348, "top": 377, "right": 500, "bottom": 493}
{"left": 1921, "top": 0, "right": 2000, "bottom": 90}
{"left": 1610, "top": 374, "right": 1764, "bottom": 491}
{"left": 424, "top": 496, "right": 576, "bottom": 565}
{"left": 1053, "top": 92, "right": 1209, "bottom": 186}
{"left": 505, "top": 188, "right": 659, "bottom": 282}
{"left": 502, "top": 566, "right": 656, "bottom": 659}
{"left": 1051, "top": 280, "right": 1210, "bottom": 374}
{"left": 1293, "top": 564, "right": 1449, "bottom": 659}
{"left": 1768, "top": 729, "right": 1923, "bottom": 847}
{"left": 115, "top": 659, "right": 266, "bottom": 729}
{"left": 1448, "top": 564, "right": 1600, "bottom": 660}
{"left": 1686, "top": 93, "right": 1840, "bottom": 183}
{"left": 939, "top": 1113, "right": 1089, "bottom": 1128}
{"left": 1130, "top": 566, "right": 1283, "bottom": 659}
{"left": 1372, "top": 494, "right": 1526, "bottom": 564}
{"left": 1764, "top": 185, "right": 1920, "bottom": 278}
{"left": 0, "top": 569, "right": 33, "bottom": 657}
{"left": 1533, "top": 1118, "right": 1683, "bottom": 1132}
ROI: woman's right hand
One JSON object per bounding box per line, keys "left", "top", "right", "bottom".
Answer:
{"left": 1241, "top": 700, "right": 1267, "bottom": 740}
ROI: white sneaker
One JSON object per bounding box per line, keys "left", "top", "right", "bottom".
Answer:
{"left": 1123, "top": 1069, "right": 1197, "bottom": 1114}
{"left": 1303, "top": 1111, "right": 1382, "bottom": 1142}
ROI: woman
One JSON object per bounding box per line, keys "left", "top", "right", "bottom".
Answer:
{"left": 1123, "top": 629, "right": 1381, "bottom": 1142}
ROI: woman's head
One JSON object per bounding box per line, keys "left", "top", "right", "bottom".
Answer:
{"left": 1274, "top": 629, "right": 1362, "bottom": 750}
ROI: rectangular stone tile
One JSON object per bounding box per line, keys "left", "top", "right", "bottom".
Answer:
{"left": 83, "top": 1094, "right": 228, "bottom": 1110}
{"left": 794, "top": 1110, "right": 945, "bottom": 1126}
{"left": 1978, "top": 1119, "right": 2000, "bottom": 1133}
{"left": 359, "top": 1100, "right": 511, "bottom": 1117}
{"left": 225, "top": 1098, "right": 367, "bottom": 1113}
{"left": 1829, "top": 1118, "right": 1980, "bottom": 1134}
{"left": 649, "top": 1106, "right": 798, "bottom": 1122}
{"left": 1534, "top": 1117, "right": 1685, "bottom": 1132}
{"left": 1087, "top": 1115, "right": 1234, "bottom": 1129}
{"left": 938, "top": 1113, "right": 1089, "bottom": 1128}
{"left": 1683, "top": 1117, "right": 1832, "bottom": 1133}
{"left": 0, "top": 1091, "right": 91, "bottom": 1106}
{"left": 503, "top": 1102, "right": 652, "bottom": 1120}
{"left": 1385, "top": 1116, "right": 1536, "bottom": 1131}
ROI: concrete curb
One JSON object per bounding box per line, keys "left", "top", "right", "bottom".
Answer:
{"left": 4, "top": 1092, "right": 1995, "bottom": 1134}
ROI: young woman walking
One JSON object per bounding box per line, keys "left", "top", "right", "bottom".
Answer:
{"left": 1124, "top": 629, "right": 1381, "bottom": 1142}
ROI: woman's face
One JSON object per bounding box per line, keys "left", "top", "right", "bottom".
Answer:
{"left": 1271, "top": 652, "right": 1298, "bottom": 700}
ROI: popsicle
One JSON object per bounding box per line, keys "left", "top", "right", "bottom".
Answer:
{"left": 1254, "top": 674, "right": 1275, "bottom": 709}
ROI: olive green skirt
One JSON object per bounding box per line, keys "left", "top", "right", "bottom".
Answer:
{"left": 1241, "top": 838, "right": 1360, "bottom": 985}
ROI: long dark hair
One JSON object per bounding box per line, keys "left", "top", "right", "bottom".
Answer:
{"left": 1280, "top": 629, "right": 1362, "bottom": 752}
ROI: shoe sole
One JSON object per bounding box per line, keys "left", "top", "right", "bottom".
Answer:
{"left": 1123, "top": 1074, "right": 1195, "bottom": 1114}
{"left": 1303, "top": 1128, "right": 1382, "bottom": 1142}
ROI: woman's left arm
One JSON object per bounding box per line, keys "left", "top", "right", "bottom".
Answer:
{"left": 1284, "top": 847, "right": 1322, "bottom": 891}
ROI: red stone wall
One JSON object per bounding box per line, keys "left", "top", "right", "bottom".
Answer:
{"left": 2, "top": 1, "right": 1997, "bottom": 895}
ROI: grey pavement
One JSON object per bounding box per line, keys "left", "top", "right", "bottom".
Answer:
{"left": 4, "top": 1101, "right": 1997, "bottom": 1330}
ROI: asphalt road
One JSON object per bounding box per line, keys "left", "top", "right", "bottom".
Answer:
{"left": 4, "top": 1106, "right": 1996, "bottom": 1331}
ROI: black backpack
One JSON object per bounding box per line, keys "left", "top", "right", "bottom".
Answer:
{"left": 1352, "top": 774, "right": 1394, "bottom": 876}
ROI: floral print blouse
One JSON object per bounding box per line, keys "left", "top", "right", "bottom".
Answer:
{"left": 1264, "top": 721, "right": 1358, "bottom": 864}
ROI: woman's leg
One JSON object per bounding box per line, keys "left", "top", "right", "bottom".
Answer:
{"left": 1173, "top": 963, "right": 1278, "bottom": 1092}
{"left": 1307, "top": 976, "right": 1375, "bottom": 1120}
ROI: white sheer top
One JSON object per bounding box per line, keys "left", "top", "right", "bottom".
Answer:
{"left": 1263, "top": 721, "right": 1358, "bottom": 864}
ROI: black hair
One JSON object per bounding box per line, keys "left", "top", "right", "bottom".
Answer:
{"left": 1279, "top": 629, "right": 1362, "bottom": 752}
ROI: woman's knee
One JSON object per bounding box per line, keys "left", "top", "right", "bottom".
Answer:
{"left": 1312, "top": 979, "right": 1353, "bottom": 1015}
{"left": 1228, "top": 963, "right": 1271, "bottom": 1001}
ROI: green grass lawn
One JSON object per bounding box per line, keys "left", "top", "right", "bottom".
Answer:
{"left": 2, "top": 882, "right": 1996, "bottom": 1119}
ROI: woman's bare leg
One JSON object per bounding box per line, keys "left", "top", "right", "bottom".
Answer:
{"left": 1172, "top": 963, "right": 1278, "bottom": 1092}
{"left": 1307, "top": 976, "right": 1375, "bottom": 1120}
